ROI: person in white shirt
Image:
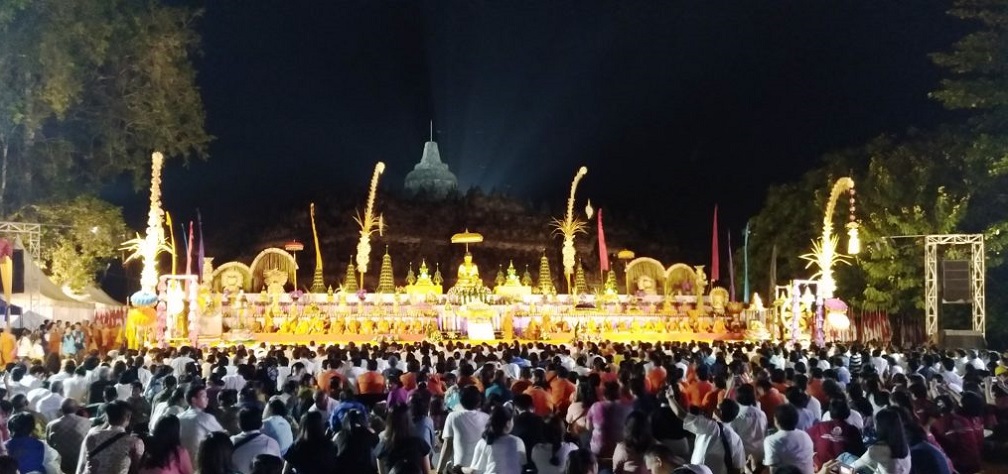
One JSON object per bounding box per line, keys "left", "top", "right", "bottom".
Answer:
{"left": 871, "top": 350, "right": 890, "bottom": 376}
{"left": 306, "top": 389, "right": 337, "bottom": 422}
{"left": 437, "top": 386, "right": 491, "bottom": 473}
{"left": 729, "top": 384, "right": 767, "bottom": 469}
{"left": 32, "top": 381, "right": 65, "bottom": 422}
{"left": 939, "top": 359, "right": 964, "bottom": 390}
{"left": 169, "top": 347, "right": 196, "bottom": 377}
{"left": 62, "top": 367, "right": 89, "bottom": 404}
{"left": 178, "top": 385, "right": 225, "bottom": 466}
{"left": 664, "top": 387, "right": 746, "bottom": 474}
{"left": 784, "top": 387, "right": 817, "bottom": 431}
{"left": 763, "top": 404, "right": 815, "bottom": 474}
{"left": 49, "top": 360, "right": 75, "bottom": 384}
{"left": 222, "top": 366, "right": 248, "bottom": 391}
{"left": 261, "top": 399, "right": 294, "bottom": 454}
{"left": 840, "top": 408, "right": 911, "bottom": 474}
{"left": 230, "top": 408, "right": 281, "bottom": 474}
{"left": 464, "top": 405, "right": 526, "bottom": 474}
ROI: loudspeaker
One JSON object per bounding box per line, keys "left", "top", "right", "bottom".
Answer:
{"left": 942, "top": 260, "right": 971, "bottom": 303}
{"left": 939, "top": 329, "right": 985, "bottom": 350}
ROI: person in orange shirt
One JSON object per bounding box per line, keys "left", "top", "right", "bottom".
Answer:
{"left": 807, "top": 368, "right": 828, "bottom": 405}
{"left": 457, "top": 364, "right": 483, "bottom": 392}
{"left": 399, "top": 359, "right": 422, "bottom": 391}
{"left": 424, "top": 370, "right": 445, "bottom": 397}
{"left": 701, "top": 374, "right": 727, "bottom": 417}
{"left": 524, "top": 368, "right": 554, "bottom": 417}
{"left": 548, "top": 366, "right": 576, "bottom": 415}
{"left": 770, "top": 368, "right": 789, "bottom": 394}
{"left": 511, "top": 366, "right": 533, "bottom": 397}
{"left": 756, "top": 378, "right": 787, "bottom": 422}
{"left": 357, "top": 359, "right": 386, "bottom": 394}
{"left": 316, "top": 359, "right": 343, "bottom": 392}
{"left": 685, "top": 364, "right": 714, "bottom": 409}
{"left": 646, "top": 363, "right": 667, "bottom": 396}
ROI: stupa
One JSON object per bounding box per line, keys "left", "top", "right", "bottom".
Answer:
{"left": 404, "top": 123, "right": 458, "bottom": 199}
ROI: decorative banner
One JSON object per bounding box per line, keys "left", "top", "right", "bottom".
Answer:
{"left": 197, "top": 210, "right": 205, "bottom": 281}
{"left": 728, "top": 229, "right": 736, "bottom": 301}
{"left": 186, "top": 221, "right": 194, "bottom": 276}
{"left": 166, "top": 212, "right": 177, "bottom": 275}
{"left": 711, "top": 205, "right": 720, "bottom": 282}
{"left": 768, "top": 243, "right": 777, "bottom": 300}
{"left": 743, "top": 221, "right": 750, "bottom": 304}
{"left": 597, "top": 208, "right": 609, "bottom": 271}
{"left": 0, "top": 238, "right": 11, "bottom": 323}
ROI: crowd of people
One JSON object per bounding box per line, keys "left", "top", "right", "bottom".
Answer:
{"left": 0, "top": 321, "right": 1001, "bottom": 474}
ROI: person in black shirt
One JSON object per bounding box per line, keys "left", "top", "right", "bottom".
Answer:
{"left": 282, "top": 411, "right": 339, "bottom": 474}
{"left": 510, "top": 394, "right": 545, "bottom": 464}
{"left": 376, "top": 404, "right": 431, "bottom": 474}
{"left": 88, "top": 366, "right": 115, "bottom": 405}
{"left": 335, "top": 409, "right": 379, "bottom": 474}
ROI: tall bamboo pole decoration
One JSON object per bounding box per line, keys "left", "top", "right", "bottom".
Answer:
{"left": 551, "top": 166, "right": 589, "bottom": 294}
{"left": 354, "top": 162, "right": 385, "bottom": 290}
{"left": 800, "top": 177, "right": 860, "bottom": 344}
{"left": 122, "top": 152, "right": 169, "bottom": 305}
{"left": 309, "top": 203, "right": 327, "bottom": 293}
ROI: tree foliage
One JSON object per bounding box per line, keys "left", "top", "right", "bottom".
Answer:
{"left": 13, "top": 195, "right": 129, "bottom": 291}
{"left": 743, "top": 0, "right": 1008, "bottom": 344}
{"left": 0, "top": 0, "right": 210, "bottom": 213}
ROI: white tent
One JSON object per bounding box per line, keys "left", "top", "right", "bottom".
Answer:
{"left": 66, "top": 284, "right": 124, "bottom": 310}
{"left": 9, "top": 240, "right": 97, "bottom": 327}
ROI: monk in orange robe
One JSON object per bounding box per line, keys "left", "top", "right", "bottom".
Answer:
{"left": 102, "top": 325, "right": 116, "bottom": 352}
{"left": 48, "top": 325, "right": 62, "bottom": 356}
{"left": 0, "top": 327, "right": 16, "bottom": 364}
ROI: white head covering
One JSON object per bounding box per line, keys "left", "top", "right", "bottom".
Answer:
{"left": 673, "top": 465, "right": 714, "bottom": 474}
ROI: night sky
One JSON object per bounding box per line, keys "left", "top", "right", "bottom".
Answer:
{"left": 109, "top": 0, "right": 968, "bottom": 264}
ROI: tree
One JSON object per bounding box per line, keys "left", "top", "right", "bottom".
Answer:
{"left": 837, "top": 133, "right": 973, "bottom": 314}
{"left": 0, "top": 0, "right": 210, "bottom": 214}
{"left": 12, "top": 195, "right": 128, "bottom": 291}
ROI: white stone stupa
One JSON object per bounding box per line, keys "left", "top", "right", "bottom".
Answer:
{"left": 404, "top": 123, "right": 458, "bottom": 199}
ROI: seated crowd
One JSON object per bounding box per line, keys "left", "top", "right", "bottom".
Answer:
{"left": 0, "top": 336, "right": 1002, "bottom": 474}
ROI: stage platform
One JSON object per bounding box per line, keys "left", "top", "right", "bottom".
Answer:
{"left": 233, "top": 330, "right": 748, "bottom": 346}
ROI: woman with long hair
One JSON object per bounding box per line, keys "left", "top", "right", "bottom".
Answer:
{"left": 333, "top": 409, "right": 378, "bottom": 474}
{"left": 531, "top": 415, "right": 578, "bottom": 474}
{"left": 150, "top": 387, "right": 186, "bottom": 432}
{"left": 463, "top": 405, "right": 525, "bottom": 474}
{"left": 585, "top": 381, "right": 629, "bottom": 458}
{"left": 196, "top": 432, "right": 237, "bottom": 474}
{"left": 376, "top": 404, "right": 431, "bottom": 474}
{"left": 611, "top": 411, "right": 656, "bottom": 474}
{"left": 843, "top": 407, "right": 910, "bottom": 474}
{"left": 566, "top": 377, "right": 596, "bottom": 442}
{"left": 139, "top": 415, "right": 193, "bottom": 474}
{"left": 564, "top": 448, "right": 597, "bottom": 474}
{"left": 282, "top": 412, "right": 338, "bottom": 474}
{"left": 409, "top": 393, "right": 436, "bottom": 462}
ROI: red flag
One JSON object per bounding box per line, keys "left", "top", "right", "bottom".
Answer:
{"left": 711, "top": 205, "right": 720, "bottom": 282}
{"left": 598, "top": 208, "right": 609, "bottom": 271}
